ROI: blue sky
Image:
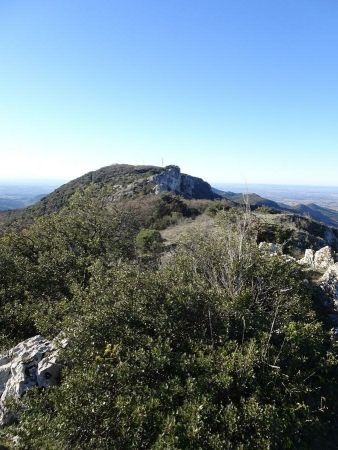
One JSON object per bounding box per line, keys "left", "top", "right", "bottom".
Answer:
{"left": 1, "top": 0, "right": 338, "bottom": 185}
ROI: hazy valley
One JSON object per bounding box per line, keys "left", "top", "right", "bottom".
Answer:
{"left": 0, "top": 182, "right": 61, "bottom": 211}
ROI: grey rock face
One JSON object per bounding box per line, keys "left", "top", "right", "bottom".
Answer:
{"left": 152, "top": 166, "right": 182, "bottom": 195}
{"left": 151, "top": 166, "right": 216, "bottom": 199}
{"left": 0, "top": 335, "right": 66, "bottom": 427}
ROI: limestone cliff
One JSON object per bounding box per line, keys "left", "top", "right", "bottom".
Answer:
{"left": 151, "top": 166, "right": 217, "bottom": 199}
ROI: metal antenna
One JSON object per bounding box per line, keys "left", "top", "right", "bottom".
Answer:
{"left": 161, "top": 157, "right": 164, "bottom": 167}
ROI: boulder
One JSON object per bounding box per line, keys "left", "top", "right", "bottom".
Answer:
{"left": 299, "top": 246, "right": 335, "bottom": 271}
{"left": 299, "top": 249, "right": 315, "bottom": 266}
{"left": 314, "top": 246, "right": 335, "bottom": 270}
{"left": 0, "top": 335, "right": 67, "bottom": 427}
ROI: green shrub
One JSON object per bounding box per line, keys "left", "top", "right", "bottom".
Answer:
{"left": 0, "top": 185, "right": 139, "bottom": 345}
{"left": 6, "top": 210, "right": 338, "bottom": 449}
{"left": 257, "top": 223, "right": 293, "bottom": 245}
{"left": 205, "top": 201, "right": 227, "bottom": 217}
{"left": 255, "top": 206, "right": 280, "bottom": 214}
{"left": 135, "top": 229, "right": 163, "bottom": 254}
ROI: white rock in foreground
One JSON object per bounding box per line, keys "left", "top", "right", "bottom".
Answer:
{"left": 320, "top": 263, "right": 338, "bottom": 306}
{"left": 262, "top": 243, "right": 338, "bottom": 337}
{"left": 299, "top": 249, "right": 315, "bottom": 266}
{"left": 0, "top": 335, "right": 66, "bottom": 427}
{"left": 299, "top": 246, "right": 335, "bottom": 270}
{"left": 314, "top": 246, "right": 335, "bottom": 270}
{"left": 322, "top": 262, "right": 338, "bottom": 281}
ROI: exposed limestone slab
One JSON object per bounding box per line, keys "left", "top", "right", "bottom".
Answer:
{"left": 0, "top": 335, "right": 67, "bottom": 427}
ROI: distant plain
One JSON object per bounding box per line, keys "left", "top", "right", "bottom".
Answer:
{"left": 0, "top": 182, "right": 62, "bottom": 210}
{"left": 2, "top": 180, "right": 338, "bottom": 213}
{"left": 215, "top": 183, "right": 338, "bottom": 211}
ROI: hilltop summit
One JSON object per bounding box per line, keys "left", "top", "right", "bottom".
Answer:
{"left": 0, "top": 164, "right": 218, "bottom": 231}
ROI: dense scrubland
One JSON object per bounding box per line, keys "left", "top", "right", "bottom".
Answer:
{"left": 1, "top": 168, "right": 338, "bottom": 449}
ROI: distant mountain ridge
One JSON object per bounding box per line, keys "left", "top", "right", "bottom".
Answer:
{"left": 289, "top": 203, "right": 338, "bottom": 228}
{"left": 2, "top": 163, "right": 338, "bottom": 230}
{"left": 212, "top": 187, "right": 338, "bottom": 228}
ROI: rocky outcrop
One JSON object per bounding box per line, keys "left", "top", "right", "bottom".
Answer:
{"left": 314, "top": 246, "right": 335, "bottom": 269}
{"left": 295, "top": 245, "right": 338, "bottom": 336}
{"left": 151, "top": 166, "right": 182, "bottom": 195}
{"left": 299, "top": 249, "right": 315, "bottom": 266}
{"left": 151, "top": 166, "right": 217, "bottom": 199}
{"left": 0, "top": 335, "right": 67, "bottom": 427}
{"left": 259, "top": 243, "right": 338, "bottom": 336}
{"left": 299, "top": 246, "right": 335, "bottom": 270}
{"left": 258, "top": 241, "right": 338, "bottom": 338}
{"left": 110, "top": 165, "right": 218, "bottom": 201}
{"left": 319, "top": 265, "right": 338, "bottom": 337}
{"left": 320, "top": 264, "right": 338, "bottom": 306}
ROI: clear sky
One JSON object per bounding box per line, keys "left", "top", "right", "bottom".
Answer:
{"left": 1, "top": 0, "right": 338, "bottom": 185}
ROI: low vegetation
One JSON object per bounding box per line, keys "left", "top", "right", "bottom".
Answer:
{"left": 1, "top": 185, "right": 338, "bottom": 449}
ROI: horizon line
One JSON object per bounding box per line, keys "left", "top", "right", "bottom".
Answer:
{"left": 1, "top": 177, "right": 338, "bottom": 190}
